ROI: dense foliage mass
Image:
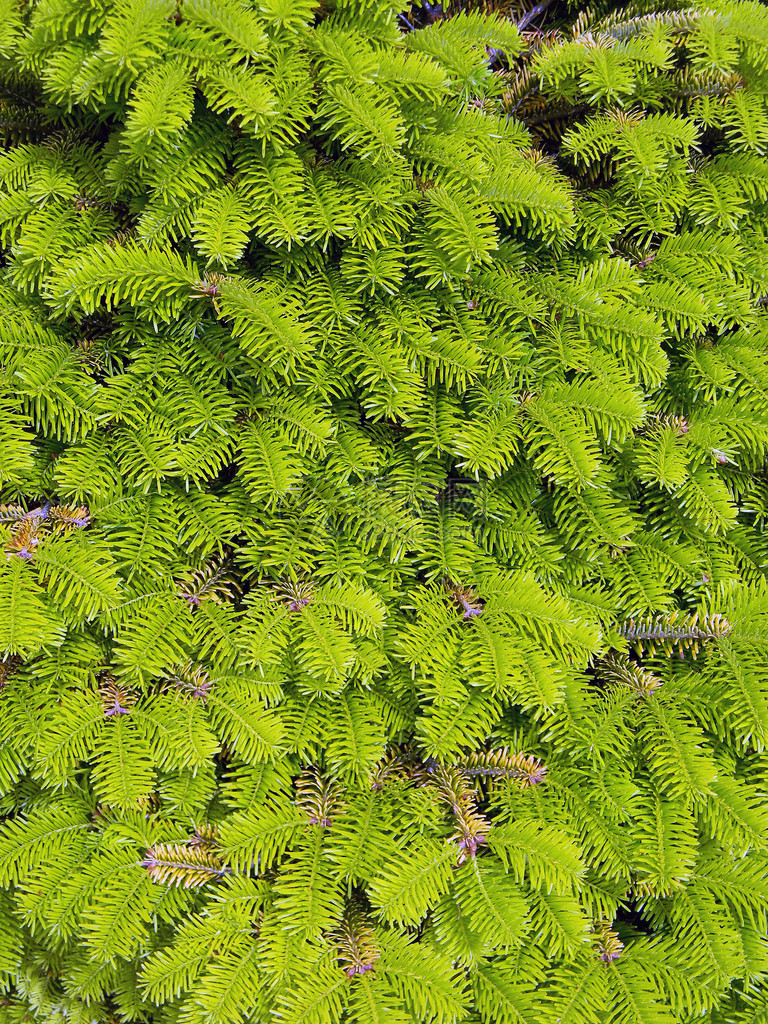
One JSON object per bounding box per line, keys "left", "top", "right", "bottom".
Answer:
{"left": 2, "top": 0, "right": 768, "bottom": 1021}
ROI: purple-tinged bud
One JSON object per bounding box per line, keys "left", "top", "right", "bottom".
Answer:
{"left": 346, "top": 963, "right": 375, "bottom": 977}
{"left": 16, "top": 548, "right": 33, "bottom": 560}
{"left": 105, "top": 699, "right": 131, "bottom": 717}
{"left": 25, "top": 504, "right": 50, "bottom": 521}
{"left": 600, "top": 949, "right": 622, "bottom": 963}
{"left": 459, "top": 595, "right": 483, "bottom": 618}
{"left": 190, "top": 679, "right": 212, "bottom": 700}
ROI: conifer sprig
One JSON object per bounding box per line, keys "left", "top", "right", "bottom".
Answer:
{"left": 0, "top": 0, "right": 767, "bottom": 1021}
{"left": 619, "top": 611, "right": 732, "bottom": 657}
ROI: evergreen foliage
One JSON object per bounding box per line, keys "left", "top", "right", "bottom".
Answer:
{"left": 1, "top": 0, "right": 768, "bottom": 1022}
